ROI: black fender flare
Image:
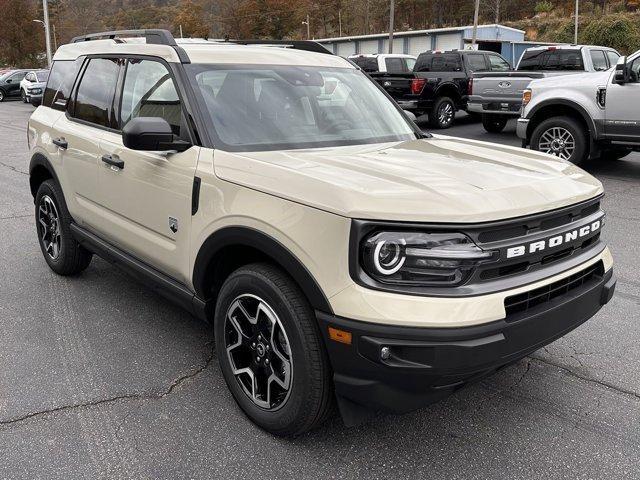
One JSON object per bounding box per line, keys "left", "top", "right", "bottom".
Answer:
{"left": 29, "top": 153, "right": 61, "bottom": 197}
{"left": 434, "top": 82, "right": 462, "bottom": 101}
{"left": 192, "top": 226, "right": 334, "bottom": 314}
{"left": 526, "top": 99, "right": 599, "bottom": 140}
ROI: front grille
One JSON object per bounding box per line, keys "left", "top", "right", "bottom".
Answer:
{"left": 504, "top": 261, "right": 604, "bottom": 319}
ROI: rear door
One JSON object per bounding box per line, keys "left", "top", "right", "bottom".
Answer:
{"left": 604, "top": 54, "right": 640, "bottom": 143}
{"left": 6, "top": 71, "right": 27, "bottom": 96}
{"left": 50, "top": 57, "right": 119, "bottom": 228}
{"left": 96, "top": 58, "right": 199, "bottom": 282}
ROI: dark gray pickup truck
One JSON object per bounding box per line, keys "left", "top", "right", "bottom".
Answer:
{"left": 468, "top": 45, "right": 620, "bottom": 133}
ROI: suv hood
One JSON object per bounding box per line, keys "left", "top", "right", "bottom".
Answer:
{"left": 214, "top": 135, "right": 602, "bottom": 223}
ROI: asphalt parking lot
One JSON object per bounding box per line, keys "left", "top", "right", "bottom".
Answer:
{"left": 1, "top": 100, "right": 639, "bottom": 479}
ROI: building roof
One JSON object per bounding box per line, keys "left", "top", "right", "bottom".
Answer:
{"left": 316, "top": 24, "right": 526, "bottom": 43}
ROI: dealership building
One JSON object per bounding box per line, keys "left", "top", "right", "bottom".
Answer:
{"left": 317, "top": 24, "right": 551, "bottom": 66}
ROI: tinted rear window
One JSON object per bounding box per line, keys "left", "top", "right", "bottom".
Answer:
{"left": 518, "top": 49, "right": 584, "bottom": 71}
{"left": 415, "top": 54, "right": 462, "bottom": 72}
{"left": 350, "top": 57, "right": 379, "bottom": 72}
{"left": 43, "top": 60, "right": 82, "bottom": 111}
{"left": 71, "top": 58, "right": 120, "bottom": 128}
{"left": 385, "top": 57, "right": 407, "bottom": 73}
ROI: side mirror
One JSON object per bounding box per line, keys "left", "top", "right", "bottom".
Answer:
{"left": 122, "top": 117, "right": 191, "bottom": 152}
{"left": 614, "top": 56, "right": 628, "bottom": 84}
{"left": 403, "top": 110, "right": 417, "bottom": 122}
{"left": 31, "top": 96, "right": 42, "bottom": 107}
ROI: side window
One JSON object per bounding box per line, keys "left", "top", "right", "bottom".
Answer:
{"left": 606, "top": 51, "right": 620, "bottom": 68}
{"left": 405, "top": 58, "right": 416, "bottom": 71}
{"left": 43, "top": 59, "right": 82, "bottom": 110}
{"left": 120, "top": 59, "right": 183, "bottom": 136}
{"left": 466, "top": 54, "right": 488, "bottom": 72}
{"left": 431, "top": 55, "right": 462, "bottom": 72}
{"left": 590, "top": 50, "right": 608, "bottom": 72}
{"left": 518, "top": 50, "right": 545, "bottom": 71}
{"left": 629, "top": 57, "right": 640, "bottom": 83}
{"left": 25, "top": 73, "right": 35, "bottom": 82}
{"left": 9, "top": 72, "right": 26, "bottom": 82}
{"left": 488, "top": 54, "right": 511, "bottom": 72}
{"left": 385, "top": 57, "right": 406, "bottom": 73}
{"left": 72, "top": 58, "right": 120, "bottom": 128}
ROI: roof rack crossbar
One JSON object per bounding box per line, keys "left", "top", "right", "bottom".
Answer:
{"left": 71, "top": 29, "right": 177, "bottom": 46}
{"left": 224, "top": 39, "right": 333, "bottom": 56}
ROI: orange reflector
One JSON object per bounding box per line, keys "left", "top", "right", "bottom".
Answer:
{"left": 328, "top": 327, "right": 352, "bottom": 345}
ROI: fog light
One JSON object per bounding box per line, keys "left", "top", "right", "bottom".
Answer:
{"left": 380, "top": 346, "right": 391, "bottom": 360}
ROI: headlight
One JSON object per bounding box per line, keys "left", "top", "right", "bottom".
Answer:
{"left": 361, "top": 231, "right": 497, "bottom": 287}
{"left": 522, "top": 89, "right": 532, "bottom": 107}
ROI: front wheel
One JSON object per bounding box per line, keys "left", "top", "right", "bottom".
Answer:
{"left": 21, "top": 89, "right": 27, "bottom": 103}
{"left": 531, "top": 116, "right": 588, "bottom": 164}
{"left": 0, "top": 90, "right": 5, "bottom": 102}
{"left": 214, "top": 263, "right": 334, "bottom": 436}
{"left": 481, "top": 114, "right": 508, "bottom": 133}
{"left": 428, "top": 96, "right": 456, "bottom": 129}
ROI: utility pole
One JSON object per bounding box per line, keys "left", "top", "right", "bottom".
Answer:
{"left": 495, "top": 0, "right": 500, "bottom": 24}
{"left": 388, "top": 0, "right": 395, "bottom": 53}
{"left": 42, "top": 0, "right": 52, "bottom": 67}
{"left": 338, "top": 10, "right": 342, "bottom": 37}
{"left": 574, "top": 0, "right": 579, "bottom": 44}
{"left": 302, "top": 14, "right": 310, "bottom": 39}
{"left": 179, "top": 24, "right": 183, "bottom": 38}
{"left": 471, "top": 0, "right": 480, "bottom": 46}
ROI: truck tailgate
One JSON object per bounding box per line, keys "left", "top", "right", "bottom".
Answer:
{"left": 471, "top": 72, "right": 545, "bottom": 101}
{"left": 369, "top": 73, "right": 414, "bottom": 99}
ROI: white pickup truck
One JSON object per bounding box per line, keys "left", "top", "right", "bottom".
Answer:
{"left": 468, "top": 45, "right": 620, "bottom": 132}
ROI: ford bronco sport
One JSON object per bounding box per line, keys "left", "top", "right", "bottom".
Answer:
{"left": 28, "top": 30, "right": 616, "bottom": 436}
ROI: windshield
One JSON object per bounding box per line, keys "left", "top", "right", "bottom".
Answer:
{"left": 186, "top": 64, "right": 418, "bottom": 151}
{"left": 36, "top": 71, "right": 49, "bottom": 82}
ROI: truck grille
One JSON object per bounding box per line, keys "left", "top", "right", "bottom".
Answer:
{"left": 504, "top": 261, "right": 604, "bottom": 318}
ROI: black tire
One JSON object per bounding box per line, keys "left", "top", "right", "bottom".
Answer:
{"left": 0, "top": 89, "right": 5, "bottom": 102}
{"left": 531, "top": 116, "right": 588, "bottom": 164}
{"left": 428, "top": 96, "right": 456, "bottom": 129}
{"left": 214, "top": 263, "right": 334, "bottom": 436}
{"left": 601, "top": 147, "right": 632, "bottom": 161}
{"left": 481, "top": 114, "right": 508, "bottom": 133}
{"left": 35, "top": 179, "right": 93, "bottom": 276}
{"left": 21, "top": 89, "right": 27, "bottom": 103}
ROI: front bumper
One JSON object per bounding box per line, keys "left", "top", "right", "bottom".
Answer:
{"left": 318, "top": 265, "right": 615, "bottom": 422}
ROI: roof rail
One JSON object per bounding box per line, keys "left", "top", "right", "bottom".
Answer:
{"left": 224, "top": 39, "right": 333, "bottom": 55}
{"left": 70, "top": 29, "right": 190, "bottom": 63}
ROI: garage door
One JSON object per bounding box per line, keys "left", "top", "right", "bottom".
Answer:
{"left": 407, "top": 35, "right": 431, "bottom": 56}
{"left": 358, "top": 40, "right": 379, "bottom": 54}
{"left": 435, "top": 33, "right": 462, "bottom": 51}
{"left": 381, "top": 37, "right": 405, "bottom": 54}
{"left": 336, "top": 42, "right": 356, "bottom": 56}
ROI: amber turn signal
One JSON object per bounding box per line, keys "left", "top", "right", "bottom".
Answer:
{"left": 328, "top": 327, "right": 352, "bottom": 345}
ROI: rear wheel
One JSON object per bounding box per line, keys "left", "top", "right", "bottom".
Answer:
{"left": 0, "top": 89, "right": 5, "bottom": 102}
{"left": 214, "top": 263, "right": 334, "bottom": 436}
{"left": 35, "top": 179, "right": 93, "bottom": 275}
{"left": 481, "top": 114, "right": 508, "bottom": 133}
{"left": 428, "top": 96, "right": 455, "bottom": 129}
{"left": 531, "top": 116, "right": 588, "bottom": 164}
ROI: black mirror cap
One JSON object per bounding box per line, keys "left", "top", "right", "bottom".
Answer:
{"left": 122, "top": 117, "right": 191, "bottom": 152}
{"left": 614, "top": 56, "right": 628, "bottom": 84}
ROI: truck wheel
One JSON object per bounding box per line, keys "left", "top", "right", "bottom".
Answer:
{"left": 35, "top": 179, "right": 93, "bottom": 275}
{"left": 429, "top": 97, "right": 455, "bottom": 129}
{"left": 531, "top": 116, "right": 587, "bottom": 164}
{"left": 21, "top": 89, "right": 28, "bottom": 103}
{"left": 482, "top": 114, "right": 508, "bottom": 133}
{"left": 214, "top": 263, "right": 334, "bottom": 437}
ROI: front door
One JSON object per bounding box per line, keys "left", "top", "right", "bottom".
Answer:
{"left": 96, "top": 58, "right": 199, "bottom": 283}
{"left": 605, "top": 54, "right": 640, "bottom": 143}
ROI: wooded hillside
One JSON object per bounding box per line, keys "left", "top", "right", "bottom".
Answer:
{"left": 2, "top": 0, "right": 640, "bottom": 67}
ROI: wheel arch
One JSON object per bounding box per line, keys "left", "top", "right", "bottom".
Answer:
{"left": 435, "top": 83, "right": 462, "bottom": 104}
{"left": 29, "top": 153, "right": 60, "bottom": 198}
{"left": 192, "top": 226, "right": 334, "bottom": 315}
{"left": 526, "top": 99, "right": 598, "bottom": 142}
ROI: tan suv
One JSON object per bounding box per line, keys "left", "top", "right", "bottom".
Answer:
{"left": 28, "top": 30, "right": 616, "bottom": 436}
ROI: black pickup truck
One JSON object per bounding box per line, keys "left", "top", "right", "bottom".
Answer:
{"left": 369, "top": 50, "right": 511, "bottom": 128}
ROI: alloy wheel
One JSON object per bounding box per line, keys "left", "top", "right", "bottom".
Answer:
{"left": 438, "top": 102, "right": 454, "bottom": 127}
{"left": 38, "top": 195, "right": 61, "bottom": 260}
{"left": 224, "top": 294, "right": 293, "bottom": 410}
{"left": 538, "top": 127, "right": 576, "bottom": 160}
{"left": 0, "top": 91, "right": 4, "bottom": 102}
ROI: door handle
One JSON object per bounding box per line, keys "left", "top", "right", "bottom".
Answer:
{"left": 52, "top": 138, "right": 68, "bottom": 149}
{"left": 101, "top": 154, "right": 125, "bottom": 170}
